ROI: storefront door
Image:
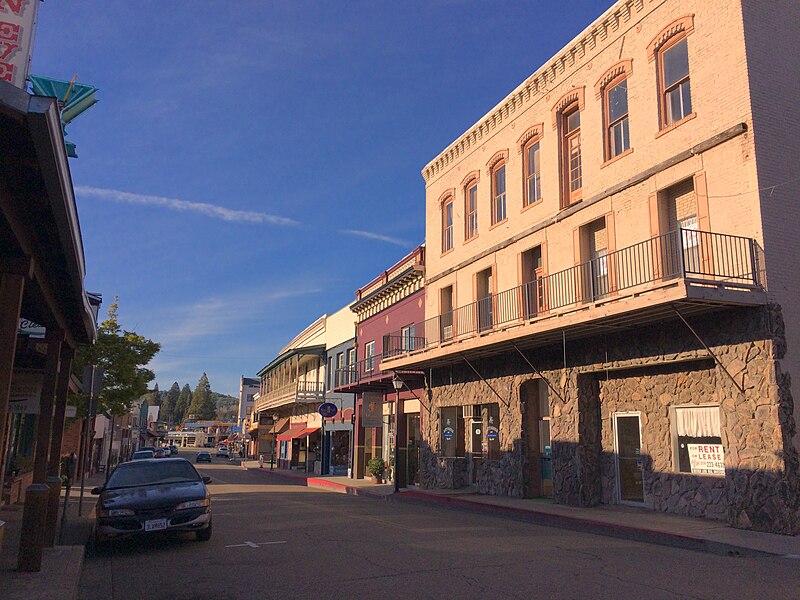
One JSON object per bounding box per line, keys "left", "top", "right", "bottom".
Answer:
{"left": 614, "top": 413, "right": 644, "bottom": 503}
{"left": 406, "top": 414, "right": 420, "bottom": 486}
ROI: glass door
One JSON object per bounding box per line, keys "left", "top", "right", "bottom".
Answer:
{"left": 614, "top": 413, "right": 644, "bottom": 503}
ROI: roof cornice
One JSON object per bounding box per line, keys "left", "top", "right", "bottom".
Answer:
{"left": 421, "top": 0, "right": 648, "bottom": 184}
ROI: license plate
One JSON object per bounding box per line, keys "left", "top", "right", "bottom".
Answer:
{"left": 145, "top": 518, "right": 167, "bottom": 531}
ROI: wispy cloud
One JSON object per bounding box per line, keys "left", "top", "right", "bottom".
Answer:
{"left": 339, "top": 229, "right": 411, "bottom": 248}
{"left": 75, "top": 185, "right": 298, "bottom": 226}
{"left": 154, "top": 287, "right": 321, "bottom": 346}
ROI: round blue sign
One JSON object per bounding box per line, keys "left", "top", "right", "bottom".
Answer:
{"left": 318, "top": 402, "right": 338, "bottom": 418}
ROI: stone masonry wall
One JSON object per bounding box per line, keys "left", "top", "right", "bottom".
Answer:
{"left": 420, "top": 305, "right": 799, "bottom": 534}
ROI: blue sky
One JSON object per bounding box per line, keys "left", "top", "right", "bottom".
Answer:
{"left": 31, "top": 1, "right": 609, "bottom": 396}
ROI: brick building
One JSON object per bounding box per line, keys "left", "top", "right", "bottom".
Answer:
{"left": 384, "top": 0, "right": 799, "bottom": 534}
{"left": 335, "top": 246, "right": 426, "bottom": 486}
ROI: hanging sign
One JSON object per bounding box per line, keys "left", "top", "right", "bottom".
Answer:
{"left": 687, "top": 443, "right": 725, "bottom": 475}
{"left": 361, "top": 391, "right": 383, "bottom": 428}
{"left": 318, "top": 402, "right": 337, "bottom": 419}
{"left": 0, "top": 0, "right": 40, "bottom": 89}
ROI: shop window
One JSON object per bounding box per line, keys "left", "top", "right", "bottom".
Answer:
{"left": 673, "top": 406, "right": 724, "bottom": 475}
{"left": 485, "top": 403, "right": 501, "bottom": 460}
{"left": 440, "top": 406, "right": 465, "bottom": 457}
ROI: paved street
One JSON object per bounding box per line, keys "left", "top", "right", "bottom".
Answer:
{"left": 78, "top": 458, "right": 799, "bottom": 600}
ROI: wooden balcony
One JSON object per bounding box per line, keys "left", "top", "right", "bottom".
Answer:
{"left": 254, "top": 380, "right": 325, "bottom": 412}
{"left": 384, "top": 229, "right": 767, "bottom": 369}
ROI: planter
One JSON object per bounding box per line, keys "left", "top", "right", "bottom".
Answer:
{"left": 369, "top": 475, "right": 383, "bottom": 484}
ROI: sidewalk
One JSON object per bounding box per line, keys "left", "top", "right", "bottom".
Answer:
{"left": 0, "top": 472, "right": 104, "bottom": 600}
{"left": 242, "top": 461, "right": 800, "bottom": 559}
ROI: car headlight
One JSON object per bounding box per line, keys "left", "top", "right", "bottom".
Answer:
{"left": 175, "top": 498, "right": 210, "bottom": 510}
{"left": 99, "top": 508, "right": 135, "bottom": 517}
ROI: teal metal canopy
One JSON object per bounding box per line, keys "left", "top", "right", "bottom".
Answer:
{"left": 29, "top": 75, "right": 98, "bottom": 158}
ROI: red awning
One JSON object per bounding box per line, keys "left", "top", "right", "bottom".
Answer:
{"left": 277, "top": 423, "right": 307, "bottom": 442}
{"left": 297, "top": 427, "right": 320, "bottom": 438}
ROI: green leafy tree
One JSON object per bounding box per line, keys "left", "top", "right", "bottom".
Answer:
{"left": 187, "top": 373, "right": 216, "bottom": 420}
{"left": 174, "top": 384, "right": 192, "bottom": 424}
{"left": 73, "top": 297, "right": 160, "bottom": 417}
{"left": 163, "top": 382, "right": 180, "bottom": 425}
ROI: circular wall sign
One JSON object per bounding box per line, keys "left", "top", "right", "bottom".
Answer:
{"left": 318, "top": 402, "right": 338, "bottom": 419}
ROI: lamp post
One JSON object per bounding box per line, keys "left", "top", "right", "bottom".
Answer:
{"left": 391, "top": 374, "right": 403, "bottom": 493}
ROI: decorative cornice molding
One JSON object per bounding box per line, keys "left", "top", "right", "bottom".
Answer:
{"left": 594, "top": 59, "right": 633, "bottom": 98}
{"left": 516, "top": 123, "right": 545, "bottom": 153}
{"left": 551, "top": 86, "right": 585, "bottom": 129}
{"left": 461, "top": 170, "right": 480, "bottom": 188}
{"left": 646, "top": 14, "right": 694, "bottom": 62}
{"left": 421, "top": 0, "right": 646, "bottom": 183}
{"left": 486, "top": 149, "right": 508, "bottom": 171}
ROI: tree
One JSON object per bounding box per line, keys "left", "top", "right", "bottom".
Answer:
{"left": 187, "top": 373, "right": 216, "bottom": 420}
{"left": 73, "top": 296, "right": 160, "bottom": 417}
{"left": 174, "top": 384, "right": 192, "bottom": 424}
{"left": 151, "top": 383, "right": 161, "bottom": 406}
{"left": 163, "top": 382, "right": 180, "bottom": 425}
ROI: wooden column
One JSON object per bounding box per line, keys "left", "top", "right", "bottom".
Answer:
{"left": 0, "top": 260, "right": 30, "bottom": 505}
{"left": 44, "top": 345, "right": 74, "bottom": 546}
{"left": 33, "top": 329, "right": 64, "bottom": 483}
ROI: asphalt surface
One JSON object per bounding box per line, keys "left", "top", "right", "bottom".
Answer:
{"left": 78, "top": 456, "right": 800, "bottom": 600}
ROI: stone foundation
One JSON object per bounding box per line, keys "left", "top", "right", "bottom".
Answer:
{"left": 418, "top": 305, "right": 799, "bottom": 534}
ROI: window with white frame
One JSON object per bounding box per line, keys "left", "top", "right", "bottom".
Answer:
{"left": 673, "top": 405, "right": 724, "bottom": 475}
{"left": 365, "top": 341, "right": 375, "bottom": 372}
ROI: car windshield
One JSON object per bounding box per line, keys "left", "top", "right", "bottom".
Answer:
{"left": 106, "top": 460, "right": 200, "bottom": 489}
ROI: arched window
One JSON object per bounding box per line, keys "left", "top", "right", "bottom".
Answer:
{"left": 441, "top": 195, "right": 454, "bottom": 253}
{"left": 464, "top": 179, "right": 478, "bottom": 240}
{"left": 491, "top": 162, "right": 507, "bottom": 225}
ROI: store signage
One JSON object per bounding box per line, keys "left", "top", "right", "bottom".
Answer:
{"left": 362, "top": 392, "right": 383, "bottom": 428}
{"left": 687, "top": 443, "right": 725, "bottom": 475}
{"left": 0, "top": 0, "right": 40, "bottom": 89}
{"left": 442, "top": 426, "right": 454, "bottom": 441}
{"left": 9, "top": 370, "right": 43, "bottom": 413}
{"left": 18, "top": 318, "right": 45, "bottom": 338}
{"left": 318, "top": 402, "right": 338, "bottom": 419}
{"left": 65, "top": 405, "right": 77, "bottom": 418}
{"left": 486, "top": 425, "right": 499, "bottom": 441}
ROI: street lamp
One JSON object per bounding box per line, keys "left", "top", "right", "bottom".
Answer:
{"left": 391, "top": 374, "right": 403, "bottom": 493}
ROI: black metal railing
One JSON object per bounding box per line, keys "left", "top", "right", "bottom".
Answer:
{"left": 385, "top": 229, "right": 764, "bottom": 354}
{"left": 334, "top": 355, "right": 387, "bottom": 388}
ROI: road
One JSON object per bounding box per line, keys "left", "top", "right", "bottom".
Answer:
{"left": 79, "top": 456, "right": 799, "bottom": 600}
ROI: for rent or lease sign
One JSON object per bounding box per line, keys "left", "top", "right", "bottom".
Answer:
{"left": 0, "top": 0, "right": 39, "bottom": 89}
{"left": 687, "top": 443, "right": 725, "bottom": 475}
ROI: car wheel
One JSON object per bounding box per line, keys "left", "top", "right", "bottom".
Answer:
{"left": 196, "top": 521, "right": 212, "bottom": 542}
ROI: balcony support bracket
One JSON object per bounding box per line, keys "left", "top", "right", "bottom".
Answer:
{"left": 460, "top": 354, "right": 510, "bottom": 408}
{"left": 511, "top": 343, "right": 566, "bottom": 404}
{"left": 391, "top": 371, "right": 431, "bottom": 414}
{"left": 671, "top": 305, "right": 745, "bottom": 395}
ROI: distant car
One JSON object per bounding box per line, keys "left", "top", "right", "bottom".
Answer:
{"left": 169, "top": 445, "right": 179, "bottom": 455}
{"left": 153, "top": 447, "right": 168, "bottom": 459}
{"left": 132, "top": 450, "right": 155, "bottom": 460}
{"left": 195, "top": 452, "right": 211, "bottom": 463}
{"left": 92, "top": 458, "right": 212, "bottom": 544}
{"left": 215, "top": 446, "right": 229, "bottom": 458}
